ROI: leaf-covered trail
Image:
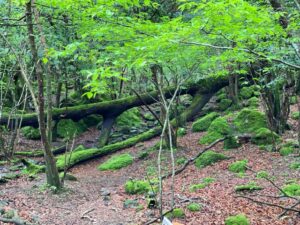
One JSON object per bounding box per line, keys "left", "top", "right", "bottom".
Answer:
{"left": 1, "top": 127, "right": 300, "bottom": 225}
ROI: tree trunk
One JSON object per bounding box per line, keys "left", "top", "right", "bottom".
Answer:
{"left": 98, "top": 116, "right": 116, "bottom": 147}
{"left": 26, "top": 1, "right": 60, "bottom": 188}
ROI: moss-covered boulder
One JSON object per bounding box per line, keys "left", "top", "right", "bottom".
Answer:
{"left": 228, "top": 159, "right": 248, "bottom": 173}
{"left": 195, "top": 150, "right": 228, "bottom": 168}
{"left": 279, "top": 146, "right": 294, "bottom": 156}
{"left": 98, "top": 153, "right": 133, "bottom": 171}
{"left": 199, "top": 117, "right": 230, "bottom": 144}
{"left": 187, "top": 203, "right": 202, "bottom": 212}
{"left": 21, "top": 126, "right": 40, "bottom": 140}
{"left": 247, "top": 96, "right": 259, "bottom": 108}
{"left": 290, "top": 96, "right": 298, "bottom": 105}
{"left": 116, "top": 108, "right": 143, "bottom": 128}
{"left": 192, "top": 112, "right": 219, "bottom": 132}
{"left": 251, "top": 128, "right": 280, "bottom": 145}
{"left": 240, "top": 85, "right": 259, "bottom": 99}
{"left": 225, "top": 214, "right": 250, "bottom": 225}
{"left": 165, "top": 208, "right": 185, "bottom": 219}
{"left": 234, "top": 108, "right": 268, "bottom": 133}
{"left": 57, "top": 119, "right": 87, "bottom": 138}
{"left": 124, "top": 179, "right": 152, "bottom": 194}
{"left": 219, "top": 99, "right": 232, "bottom": 111}
{"left": 177, "top": 127, "right": 187, "bottom": 137}
{"left": 291, "top": 112, "right": 300, "bottom": 120}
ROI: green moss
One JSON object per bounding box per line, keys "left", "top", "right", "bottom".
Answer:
{"left": 291, "top": 112, "right": 300, "bottom": 120}
{"left": 138, "top": 151, "right": 149, "bottom": 160}
{"left": 166, "top": 208, "right": 185, "bottom": 218}
{"left": 256, "top": 171, "right": 269, "bottom": 179}
{"left": 234, "top": 108, "right": 267, "bottom": 133}
{"left": 224, "top": 136, "right": 241, "bottom": 150}
{"left": 190, "top": 177, "right": 216, "bottom": 192}
{"left": 252, "top": 128, "right": 280, "bottom": 145}
{"left": 247, "top": 96, "right": 259, "bottom": 108}
{"left": 199, "top": 117, "right": 230, "bottom": 145}
{"left": 225, "top": 214, "right": 250, "bottom": 225}
{"left": 282, "top": 183, "right": 300, "bottom": 196}
{"left": 22, "top": 162, "right": 45, "bottom": 177}
{"left": 177, "top": 127, "right": 187, "bottom": 137}
{"left": 240, "top": 86, "right": 254, "bottom": 99}
{"left": 176, "top": 157, "right": 187, "bottom": 165}
{"left": 208, "top": 117, "right": 230, "bottom": 134}
{"left": 290, "top": 96, "right": 298, "bottom": 105}
{"left": 124, "top": 179, "right": 152, "bottom": 194}
{"left": 187, "top": 203, "right": 202, "bottom": 212}
{"left": 290, "top": 162, "right": 300, "bottom": 170}
{"left": 192, "top": 112, "right": 219, "bottom": 132}
{"left": 228, "top": 159, "right": 248, "bottom": 173}
{"left": 57, "top": 119, "right": 87, "bottom": 138}
{"left": 116, "top": 108, "right": 142, "bottom": 128}
{"left": 279, "top": 146, "right": 294, "bottom": 156}
{"left": 199, "top": 131, "right": 224, "bottom": 145}
{"left": 195, "top": 151, "right": 227, "bottom": 168}
{"left": 219, "top": 99, "right": 232, "bottom": 111}
{"left": 235, "top": 182, "right": 263, "bottom": 192}
{"left": 98, "top": 153, "right": 133, "bottom": 171}
{"left": 21, "top": 126, "right": 40, "bottom": 140}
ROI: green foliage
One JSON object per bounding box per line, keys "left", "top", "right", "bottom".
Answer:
{"left": 192, "top": 112, "right": 219, "bottom": 132}
{"left": 57, "top": 119, "right": 87, "bottom": 138}
{"left": 195, "top": 151, "right": 228, "bottom": 168}
{"left": 291, "top": 112, "right": 300, "bottom": 120}
{"left": 177, "top": 127, "right": 187, "bottom": 137}
{"left": 166, "top": 208, "right": 185, "bottom": 219}
{"left": 21, "top": 126, "right": 40, "bottom": 140}
{"left": 235, "top": 182, "right": 263, "bottom": 192}
{"left": 98, "top": 153, "right": 133, "bottom": 171}
{"left": 190, "top": 177, "right": 216, "bottom": 192}
{"left": 282, "top": 183, "right": 300, "bottom": 196}
{"left": 252, "top": 128, "right": 280, "bottom": 145}
{"left": 228, "top": 159, "right": 248, "bottom": 173}
{"left": 279, "top": 147, "right": 294, "bottom": 156}
{"left": 138, "top": 151, "right": 149, "bottom": 160}
{"left": 124, "top": 179, "right": 152, "bottom": 195}
{"left": 187, "top": 203, "right": 202, "bottom": 212}
{"left": 225, "top": 214, "right": 250, "bottom": 225}
{"left": 219, "top": 99, "right": 232, "bottom": 111}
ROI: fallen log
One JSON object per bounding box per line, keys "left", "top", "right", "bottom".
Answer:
{"left": 0, "top": 76, "right": 228, "bottom": 128}
{"left": 15, "top": 145, "right": 66, "bottom": 157}
{"left": 56, "top": 91, "right": 217, "bottom": 170}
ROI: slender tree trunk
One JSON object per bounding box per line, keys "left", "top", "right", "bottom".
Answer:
{"left": 98, "top": 116, "right": 116, "bottom": 147}
{"left": 26, "top": 1, "right": 60, "bottom": 188}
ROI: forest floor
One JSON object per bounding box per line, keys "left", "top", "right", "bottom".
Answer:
{"left": 1, "top": 108, "right": 300, "bottom": 225}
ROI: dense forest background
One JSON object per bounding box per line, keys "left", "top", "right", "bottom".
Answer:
{"left": 0, "top": 0, "right": 299, "bottom": 224}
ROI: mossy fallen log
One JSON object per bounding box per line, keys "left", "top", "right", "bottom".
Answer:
{"left": 15, "top": 145, "right": 66, "bottom": 157}
{"left": 1, "top": 76, "right": 228, "bottom": 127}
{"left": 56, "top": 91, "right": 217, "bottom": 170}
